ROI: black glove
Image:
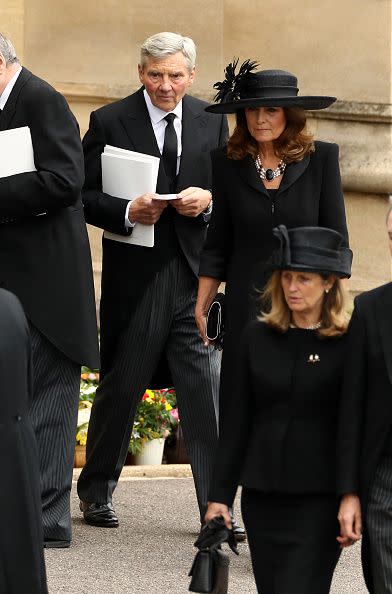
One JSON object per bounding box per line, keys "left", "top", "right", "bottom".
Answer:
{"left": 194, "top": 516, "right": 239, "bottom": 555}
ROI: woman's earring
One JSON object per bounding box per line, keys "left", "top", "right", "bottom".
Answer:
{"left": 325, "top": 288, "right": 330, "bottom": 294}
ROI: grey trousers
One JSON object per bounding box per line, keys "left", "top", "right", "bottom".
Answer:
{"left": 29, "top": 325, "right": 80, "bottom": 542}
{"left": 78, "top": 256, "right": 220, "bottom": 517}
{"left": 367, "top": 454, "right": 392, "bottom": 594}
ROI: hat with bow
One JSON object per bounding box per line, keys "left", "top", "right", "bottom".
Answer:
{"left": 270, "top": 225, "right": 352, "bottom": 278}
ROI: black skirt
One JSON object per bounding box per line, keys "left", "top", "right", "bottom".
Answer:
{"left": 241, "top": 489, "right": 341, "bottom": 594}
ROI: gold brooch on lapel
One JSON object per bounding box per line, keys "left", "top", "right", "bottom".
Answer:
{"left": 307, "top": 354, "right": 320, "bottom": 364}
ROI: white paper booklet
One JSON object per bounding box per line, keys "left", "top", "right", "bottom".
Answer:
{"left": 0, "top": 126, "right": 36, "bottom": 178}
{"left": 102, "top": 145, "right": 159, "bottom": 248}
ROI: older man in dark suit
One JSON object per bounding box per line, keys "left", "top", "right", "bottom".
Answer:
{"left": 77, "top": 32, "right": 244, "bottom": 534}
{"left": 337, "top": 205, "right": 392, "bottom": 593}
{"left": 0, "top": 33, "right": 99, "bottom": 548}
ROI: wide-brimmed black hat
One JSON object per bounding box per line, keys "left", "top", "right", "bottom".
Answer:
{"left": 206, "top": 59, "right": 336, "bottom": 114}
{"left": 270, "top": 225, "right": 352, "bottom": 278}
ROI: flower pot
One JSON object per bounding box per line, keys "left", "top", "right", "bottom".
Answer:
{"left": 74, "top": 444, "right": 86, "bottom": 468}
{"left": 133, "top": 438, "right": 165, "bottom": 465}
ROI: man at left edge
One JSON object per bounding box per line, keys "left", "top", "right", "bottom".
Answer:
{"left": 0, "top": 33, "right": 99, "bottom": 548}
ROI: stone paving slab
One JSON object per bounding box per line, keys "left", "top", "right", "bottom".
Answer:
{"left": 45, "top": 477, "right": 368, "bottom": 594}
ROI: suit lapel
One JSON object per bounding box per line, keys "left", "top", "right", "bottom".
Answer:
{"left": 237, "top": 156, "right": 269, "bottom": 197}
{"left": 277, "top": 155, "right": 310, "bottom": 194}
{"left": 0, "top": 67, "right": 32, "bottom": 131}
{"left": 119, "top": 88, "right": 169, "bottom": 193}
{"left": 376, "top": 283, "right": 392, "bottom": 385}
{"left": 176, "top": 96, "right": 202, "bottom": 191}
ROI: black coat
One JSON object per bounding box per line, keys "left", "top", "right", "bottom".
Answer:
{"left": 0, "top": 67, "right": 99, "bottom": 368}
{"left": 337, "top": 282, "right": 392, "bottom": 594}
{"left": 209, "top": 322, "right": 348, "bottom": 507}
{"left": 82, "top": 88, "right": 228, "bottom": 378}
{"left": 0, "top": 289, "right": 48, "bottom": 594}
{"left": 199, "top": 142, "right": 349, "bottom": 405}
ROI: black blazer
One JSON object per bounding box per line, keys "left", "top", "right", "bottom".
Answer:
{"left": 0, "top": 289, "right": 48, "bottom": 594}
{"left": 82, "top": 88, "right": 228, "bottom": 376}
{"left": 337, "top": 283, "right": 392, "bottom": 594}
{"left": 209, "top": 321, "right": 348, "bottom": 507}
{"left": 0, "top": 68, "right": 99, "bottom": 368}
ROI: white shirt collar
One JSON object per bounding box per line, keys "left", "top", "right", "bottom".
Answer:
{"left": 0, "top": 65, "right": 22, "bottom": 110}
{"left": 143, "top": 89, "right": 182, "bottom": 124}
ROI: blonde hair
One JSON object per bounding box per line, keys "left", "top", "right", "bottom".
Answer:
{"left": 259, "top": 270, "right": 348, "bottom": 338}
{"left": 227, "top": 106, "right": 314, "bottom": 163}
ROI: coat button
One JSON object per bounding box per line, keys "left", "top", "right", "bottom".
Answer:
{"left": 16, "top": 415, "right": 22, "bottom": 421}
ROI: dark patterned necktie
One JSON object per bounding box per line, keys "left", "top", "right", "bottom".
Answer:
{"left": 162, "top": 113, "right": 178, "bottom": 190}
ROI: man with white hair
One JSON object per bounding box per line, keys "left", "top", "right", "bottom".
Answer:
{"left": 77, "top": 32, "right": 244, "bottom": 536}
{"left": 0, "top": 32, "right": 99, "bottom": 548}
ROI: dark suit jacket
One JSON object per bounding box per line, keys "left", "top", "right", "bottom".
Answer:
{"left": 82, "top": 88, "right": 228, "bottom": 377}
{"left": 209, "top": 321, "right": 348, "bottom": 507}
{"left": 0, "top": 67, "right": 99, "bottom": 368}
{"left": 337, "top": 282, "right": 392, "bottom": 594}
{"left": 0, "top": 289, "right": 48, "bottom": 594}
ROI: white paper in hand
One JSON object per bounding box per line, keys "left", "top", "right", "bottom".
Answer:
{"left": 0, "top": 126, "right": 36, "bottom": 178}
{"left": 101, "top": 147, "right": 160, "bottom": 248}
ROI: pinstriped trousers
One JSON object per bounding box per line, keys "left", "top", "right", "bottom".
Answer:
{"left": 29, "top": 325, "right": 80, "bottom": 541}
{"left": 367, "top": 454, "right": 392, "bottom": 594}
{"left": 78, "top": 256, "right": 220, "bottom": 517}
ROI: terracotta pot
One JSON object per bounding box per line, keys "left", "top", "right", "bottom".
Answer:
{"left": 74, "top": 444, "right": 86, "bottom": 468}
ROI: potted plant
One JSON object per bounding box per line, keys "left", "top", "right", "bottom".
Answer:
{"left": 129, "top": 388, "right": 177, "bottom": 465}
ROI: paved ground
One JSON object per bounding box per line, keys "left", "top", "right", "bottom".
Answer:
{"left": 45, "top": 475, "right": 368, "bottom": 594}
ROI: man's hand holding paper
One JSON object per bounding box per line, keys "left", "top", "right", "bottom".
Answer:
{"left": 173, "top": 186, "right": 212, "bottom": 217}
{"left": 128, "top": 193, "right": 168, "bottom": 225}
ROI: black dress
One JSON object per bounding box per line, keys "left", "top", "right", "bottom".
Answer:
{"left": 199, "top": 142, "right": 349, "bottom": 414}
{"left": 208, "top": 322, "right": 348, "bottom": 594}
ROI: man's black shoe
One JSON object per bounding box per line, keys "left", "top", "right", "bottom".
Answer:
{"left": 79, "top": 501, "right": 119, "bottom": 528}
{"left": 231, "top": 518, "right": 246, "bottom": 542}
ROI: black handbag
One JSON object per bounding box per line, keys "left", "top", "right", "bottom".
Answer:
{"left": 188, "top": 548, "right": 229, "bottom": 594}
{"left": 188, "top": 516, "right": 238, "bottom": 594}
{"left": 206, "top": 292, "right": 225, "bottom": 350}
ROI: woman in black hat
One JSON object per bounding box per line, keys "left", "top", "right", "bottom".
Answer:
{"left": 196, "top": 61, "right": 349, "bottom": 419}
{"left": 204, "top": 225, "right": 353, "bottom": 594}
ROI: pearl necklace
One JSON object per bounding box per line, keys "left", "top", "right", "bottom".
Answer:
{"left": 290, "top": 321, "right": 322, "bottom": 330}
{"left": 254, "top": 155, "right": 286, "bottom": 181}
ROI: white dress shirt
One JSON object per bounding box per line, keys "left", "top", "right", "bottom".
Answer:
{"left": 125, "top": 90, "right": 212, "bottom": 227}
{"left": 125, "top": 91, "right": 183, "bottom": 228}
{"left": 0, "top": 65, "right": 22, "bottom": 110}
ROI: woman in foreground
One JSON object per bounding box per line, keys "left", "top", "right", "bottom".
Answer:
{"left": 205, "top": 225, "right": 352, "bottom": 594}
